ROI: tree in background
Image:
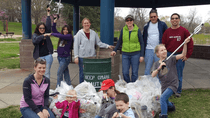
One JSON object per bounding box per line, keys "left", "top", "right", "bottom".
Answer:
{"left": 114, "top": 8, "right": 125, "bottom": 32}
{"left": 0, "top": 0, "right": 21, "bottom": 22}
{"left": 0, "top": 11, "right": 8, "bottom": 31}
{"left": 129, "top": 8, "right": 148, "bottom": 32}
{"left": 61, "top": 3, "right": 100, "bottom": 33}
{"left": 31, "top": 0, "right": 59, "bottom": 25}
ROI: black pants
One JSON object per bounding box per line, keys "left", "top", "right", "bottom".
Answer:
{"left": 63, "top": 116, "right": 68, "bottom": 118}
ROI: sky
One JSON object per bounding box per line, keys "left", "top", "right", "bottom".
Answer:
{"left": 116, "top": 4, "right": 210, "bottom": 23}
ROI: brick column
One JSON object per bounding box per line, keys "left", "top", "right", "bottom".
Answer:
{"left": 19, "top": 39, "right": 34, "bottom": 71}
{"left": 97, "top": 48, "right": 120, "bottom": 82}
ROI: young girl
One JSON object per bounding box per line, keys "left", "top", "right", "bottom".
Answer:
{"left": 151, "top": 37, "right": 190, "bottom": 118}
{"left": 32, "top": 7, "right": 53, "bottom": 79}
{"left": 54, "top": 90, "right": 80, "bottom": 118}
{"left": 51, "top": 17, "right": 73, "bottom": 86}
{"left": 95, "top": 79, "right": 120, "bottom": 118}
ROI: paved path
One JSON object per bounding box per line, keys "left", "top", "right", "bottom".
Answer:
{"left": 0, "top": 53, "right": 210, "bottom": 108}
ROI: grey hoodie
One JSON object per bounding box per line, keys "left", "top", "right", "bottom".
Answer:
{"left": 74, "top": 29, "right": 109, "bottom": 58}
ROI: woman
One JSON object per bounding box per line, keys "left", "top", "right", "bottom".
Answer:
{"left": 20, "top": 58, "right": 55, "bottom": 118}
{"left": 111, "top": 15, "right": 145, "bottom": 83}
{"left": 74, "top": 18, "right": 114, "bottom": 83}
{"left": 51, "top": 17, "right": 73, "bottom": 86}
{"left": 32, "top": 7, "right": 53, "bottom": 79}
{"left": 95, "top": 79, "right": 120, "bottom": 118}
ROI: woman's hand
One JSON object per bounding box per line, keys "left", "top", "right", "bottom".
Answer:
{"left": 75, "top": 57, "right": 79, "bottom": 64}
{"left": 44, "top": 33, "right": 51, "bottom": 37}
{"left": 54, "top": 18, "right": 57, "bottom": 23}
{"left": 110, "top": 51, "right": 116, "bottom": 56}
{"left": 37, "top": 112, "right": 45, "bottom": 118}
{"left": 47, "top": 7, "right": 50, "bottom": 16}
{"left": 47, "top": 7, "right": 51, "bottom": 12}
{"left": 139, "top": 57, "right": 144, "bottom": 63}
{"left": 108, "top": 45, "right": 115, "bottom": 50}
{"left": 42, "top": 109, "right": 50, "bottom": 118}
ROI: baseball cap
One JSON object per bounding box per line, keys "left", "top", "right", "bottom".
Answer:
{"left": 100, "top": 79, "right": 115, "bottom": 91}
{"left": 125, "top": 15, "right": 134, "bottom": 21}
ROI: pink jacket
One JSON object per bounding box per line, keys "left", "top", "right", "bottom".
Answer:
{"left": 55, "top": 100, "right": 80, "bottom": 118}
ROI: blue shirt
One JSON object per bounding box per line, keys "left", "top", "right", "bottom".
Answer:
{"left": 123, "top": 108, "right": 135, "bottom": 118}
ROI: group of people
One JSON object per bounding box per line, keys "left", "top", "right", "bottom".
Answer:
{"left": 19, "top": 7, "right": 194, "bottom": 118}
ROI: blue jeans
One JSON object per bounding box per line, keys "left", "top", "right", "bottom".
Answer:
{"left": 95, "top": 115, "right": 102, "bottom": 118}
{"left": 144, "top": 49, "right": 159, "bottom": 75}
{"left": 160, "top": 88, "right": 174, "bottom": 115}
{"left": 20, "top": 106, "right": 55, "bottom": 118}
{"left": 57, "top": 56, "right": 71, "bottom": 86}
{"left": 40, "top": 54, "right": 53, "bottom": 79}
{"left": 167, "top": 52, "right": 185, "bottom": 94}
{"left": 79, "top": 57, "right": 84, "bottom": 83}
{"left": 122, "top": 53, "right": 141, "bottom": 83}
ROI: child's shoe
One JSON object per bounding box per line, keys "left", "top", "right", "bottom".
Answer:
{"left": 168, "top": 102, "right": 175, "bottom": 112}
{"left": 159, "top": 114, "right": 168, "bottom": 118}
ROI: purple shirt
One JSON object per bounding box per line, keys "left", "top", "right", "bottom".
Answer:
{"left": 51, "top": 23, "right": 73, "bottom": 57}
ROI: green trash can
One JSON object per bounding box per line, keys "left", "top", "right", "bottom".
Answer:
{"left": 83, "top": 58, "right": 111, "bottom": 91}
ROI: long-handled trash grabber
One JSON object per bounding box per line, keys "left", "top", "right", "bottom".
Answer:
{"left": 161, "top": 23, "right": 204, "bottom": 75}
{"left": 46, "top": 0, "right": 53, "bottom": 12}
{"left": 46, "top": 0, "right": 62, "bottom": 20}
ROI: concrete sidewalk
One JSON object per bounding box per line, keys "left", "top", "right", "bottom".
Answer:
{"left": 0, "top": 53, "right": 210, "bottom": 108}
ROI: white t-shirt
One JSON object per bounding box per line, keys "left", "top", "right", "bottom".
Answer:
{"left": 146, "top": 22, "right": 159, "bottom": 49}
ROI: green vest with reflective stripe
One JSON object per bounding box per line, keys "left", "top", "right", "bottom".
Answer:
{"left": 122, "top": 24, "right": 141, "bottom": 52}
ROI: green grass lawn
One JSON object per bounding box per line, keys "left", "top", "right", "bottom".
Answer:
{"left": 0, "top": 43, "right": 20, "bottom": 70}
{"left": 0, "top": 21, "right": 36, "bottom": 35}
{"left": 0, "top": 38, "right": 21, "bottom": 41}
{"left": 192, "top": 34, "right": 210, "bottom": 45}
{"left": 168, "top": 89, "right": 210, "bottom": 118}
{"left": 0, "top": 89, "right": 210, "bottom": 118}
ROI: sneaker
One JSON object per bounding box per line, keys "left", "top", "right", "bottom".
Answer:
{"left": 175, "top": 93, "right": 181, "bottom": 97}
{"left": 168, "top": 102, "right": 175, "bottom": 112}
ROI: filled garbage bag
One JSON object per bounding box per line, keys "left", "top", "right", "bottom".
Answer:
{"left": 49, "top": 75, "right": 161, "bottom": 118}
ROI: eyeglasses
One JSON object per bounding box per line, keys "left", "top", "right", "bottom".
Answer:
{"left": 150, "top": 16, "right": 157, "bottom": 18}
{"left": 126, "top": 20, "right": 133, "bottom": 22}
{"left": 171, "top": 17, "right": 179, "bottom": 20}
{"left": 39, "top": 27, "right": 45, "bottom": 29}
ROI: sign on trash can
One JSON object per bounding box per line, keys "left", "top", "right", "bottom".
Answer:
{"left": 83, "top": 58, "right": 111, "bottom": 91}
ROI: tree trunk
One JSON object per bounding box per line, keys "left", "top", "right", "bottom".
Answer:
{"left": 35, "top": 17, "right": 39, "bottom": 25}
{"left": 3, "top": 20, "right": 6, "bottom": 31}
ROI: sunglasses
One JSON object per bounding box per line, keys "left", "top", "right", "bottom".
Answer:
{"left": 35, "top": 58, "right": 46, "bottom": 63}
{"left": 39, "top": 27, "right": 45, "bottom": 30}
{"left": 126, "top": 19, "right": 133, "bottom": 22}
{"left": 150, "top": 16, "right": 157, "bottom": 18}
{"left": 171, "top": 17, "right": 179, "bottom": 20}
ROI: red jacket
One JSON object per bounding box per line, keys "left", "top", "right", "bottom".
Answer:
{"left": 55, "top": 100, "right": 80, "bottom": 118}
{"left": 162, "top": 26, "right": 194, "bottom": 58}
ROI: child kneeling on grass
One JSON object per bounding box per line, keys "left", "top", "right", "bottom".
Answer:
{"left": 151, "top": 37, "right": 190, "bottom": 118}
{"left": 112, "top": 93, "right": 135, "bottom": 118}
